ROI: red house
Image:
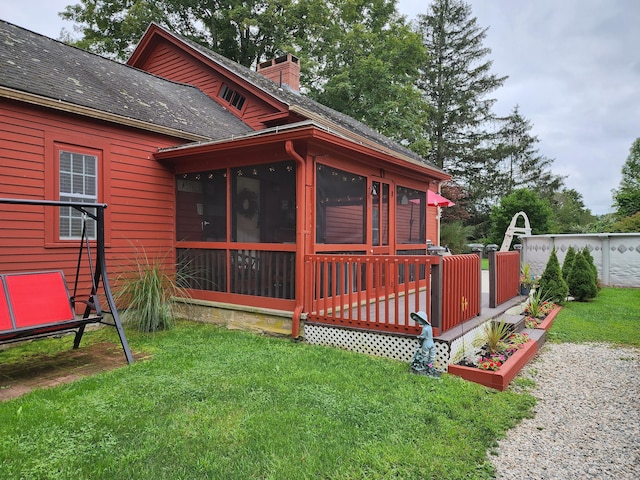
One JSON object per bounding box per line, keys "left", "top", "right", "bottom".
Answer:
{"left": 0, "top": 20, "right": 451, "bottom": 339}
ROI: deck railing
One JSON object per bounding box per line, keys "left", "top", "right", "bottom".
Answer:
{"left": 488, "top": 250, "right": 520, "bottom": 307}
{"left": 439, "top": 254, "right": 482, "bottom": 332}
{"left": 304, "top": 254, "right": 439, "bottom": 335}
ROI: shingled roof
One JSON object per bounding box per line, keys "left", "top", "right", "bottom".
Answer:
{"left": 0, "top": 20, "right": 251, "bottom": 141}
{"left": 157, "top": 26, "right": 442, "bottom": 172}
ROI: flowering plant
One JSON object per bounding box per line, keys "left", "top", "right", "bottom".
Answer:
{"left": 477, "top": 354, "right": 505, "bottom": 371}
{"left": 507, "top": 332, "right": 529, "bottom": 347}
{"left": 465, "top": 332, "right": 529, "bottom": 370}
{"left": 525, "top": 316, "right": 541, "bottom": 328}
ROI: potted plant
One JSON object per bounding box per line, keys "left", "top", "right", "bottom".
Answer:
{"left": 519, "top": 263, "right": 535, "bottom": 295}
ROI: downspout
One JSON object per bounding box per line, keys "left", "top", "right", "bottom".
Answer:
{"left": 285, "top": 140, "right": 305, "bottom": 338}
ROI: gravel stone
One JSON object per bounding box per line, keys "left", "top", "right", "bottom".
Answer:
{"left": 492, "top": 342, "right": 640, "bottom": 480}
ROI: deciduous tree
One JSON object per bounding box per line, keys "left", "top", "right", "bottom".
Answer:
{"left": 550, "top": 188, "right": 596, "bottom": 233}
{"left": 488, "top": 188, "right": 553, "bottom": 247}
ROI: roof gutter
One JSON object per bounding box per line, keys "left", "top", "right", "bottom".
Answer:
{"left": 0, "top": 86, "right": 211, "bottom": 142}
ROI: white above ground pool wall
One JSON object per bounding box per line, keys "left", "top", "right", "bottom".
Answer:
{"left": 520, "top": 233, "right": 640, "bottom": 288}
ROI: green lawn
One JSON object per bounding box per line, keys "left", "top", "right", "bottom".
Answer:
{"left": 0, "top": 287, "right": 636, "bottom": 479}
{"left": 1, "top": 324, "right": 533, "bottom": 479}
{"left": 549, "top": 287, "right": 640, "bottom": 346}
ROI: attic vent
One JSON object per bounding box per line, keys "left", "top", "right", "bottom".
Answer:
{"left": 219, "top": 84, "right": 246, "bottom": 110}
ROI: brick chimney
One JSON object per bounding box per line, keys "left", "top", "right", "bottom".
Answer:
{"left": 257, "top": 53, "right": 300, "bottom": 92}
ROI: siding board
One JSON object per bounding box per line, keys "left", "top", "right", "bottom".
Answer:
{"left": 0, "top": 100, "right": 182, "bottom": 283}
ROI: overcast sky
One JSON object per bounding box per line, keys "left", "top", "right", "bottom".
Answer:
{"left": 2, "top": 1, "right": 638, "bottom": 215}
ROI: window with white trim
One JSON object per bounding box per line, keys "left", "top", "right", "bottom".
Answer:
{"left": 59, "top": 150, "right": 98, "bottom": 239}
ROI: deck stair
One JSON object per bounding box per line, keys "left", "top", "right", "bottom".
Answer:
{"left": 499, "top": 313, "right": 526, "bottom": 334}
{"left": 523, "top": 327, "right": 547, "bottom": 348}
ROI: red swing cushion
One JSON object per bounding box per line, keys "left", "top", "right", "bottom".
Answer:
{"left": 2, "top": 271, "right": 76, "bottom": 329}
{"left": 0, "top": 281, "right": 11, "bottom": 332}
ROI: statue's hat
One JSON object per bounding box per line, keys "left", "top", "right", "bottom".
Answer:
{"left": 410, "top": 311, "right": 430, "bottom": 325}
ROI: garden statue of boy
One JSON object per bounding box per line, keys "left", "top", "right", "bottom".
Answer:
{"left": 410, "top": 311, "right": 441, "bottom": 378}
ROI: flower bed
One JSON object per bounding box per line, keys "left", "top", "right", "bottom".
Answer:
{"left": 525, "top": 305, "right": 562, "bottom": 330}
{"left": 448, "top": 339, "right": 539, "bottom": 391}
{"left": 536, "top": 305, "right": 561, "bottom": 330}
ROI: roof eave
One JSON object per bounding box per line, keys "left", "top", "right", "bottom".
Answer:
{"left": 155, "top": 121, "right": 451, "bottom": 181}
{"left": 0, "top": 86, "right": 211, "bottom": 142}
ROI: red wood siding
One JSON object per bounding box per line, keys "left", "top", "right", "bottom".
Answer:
{"left": 324, "top": 205, "right": 364, "bottom": 244}
{"left": 0, "top": 100, "right": 183, "bottom": 304}
{"left": 138, "top": 40, "right": 283, "bottom": 130}
{"left": 427, "top": 205, "right": 439, "bottom": 245}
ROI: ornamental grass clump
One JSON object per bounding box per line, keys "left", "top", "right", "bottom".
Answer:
{"left": 523, "top": 288, "right": 555, "bottom": 328}
{"left": 466, "top": 320, "right": 531, "bottom": 371}
{"left": 115, "top": 247, "right": 191, "bottom": 332}
{"left": 483, "top": 320, "right": 512, "bottom": 355}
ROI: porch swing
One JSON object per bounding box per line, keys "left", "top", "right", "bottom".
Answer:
{"left": 0, "top": 198, "right": 133, "bottom": 364}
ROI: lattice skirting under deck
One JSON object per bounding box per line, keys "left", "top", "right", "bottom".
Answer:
{"left": 303, "top": 323, "right": 450, "bottom": 372}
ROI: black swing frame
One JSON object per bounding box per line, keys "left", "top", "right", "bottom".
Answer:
{"left": 0, "top": 198, "right": 134, "bottom": 364}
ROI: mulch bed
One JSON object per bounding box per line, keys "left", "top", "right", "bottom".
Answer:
{"left": 0, "top": 342, "right": 147, "bottom": 402}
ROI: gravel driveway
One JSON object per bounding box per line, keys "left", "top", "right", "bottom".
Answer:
{"left": 491, "top": 342, "right": 640, "bottom": 479}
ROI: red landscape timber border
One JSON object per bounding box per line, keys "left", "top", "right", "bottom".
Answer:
{"left": 537, "top": 306, "right": 562, "bottom": 331}
{"left": 447, "top": 339, "right": 539, "bottom": 391}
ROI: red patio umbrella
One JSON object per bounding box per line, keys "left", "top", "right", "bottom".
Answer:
{"left": 427, "top": 190, "right": 455, "bottom": 207}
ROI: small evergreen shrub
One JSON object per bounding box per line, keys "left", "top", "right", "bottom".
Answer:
{"left": 538, "top": 248, "right": 569, "bottom": 304}
{"left": 567, "top": 250, "right": 598, "bottom": 301}
{"left": 562, "top": 245, "right": 576, "bottom": 283}
{"left": 581, "top": 246, "right": 600, "bottom": 290}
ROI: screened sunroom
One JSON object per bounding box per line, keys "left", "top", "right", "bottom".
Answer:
{"left": 156, "top": 123, "right": 450, "bottom": 321}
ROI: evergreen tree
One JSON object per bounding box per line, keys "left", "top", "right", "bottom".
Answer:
{"left": 492, "top": 106, "right": 564, "bottom": 200}
{"left": 613, "top": 137, "right": 640, "bottom": 219}
{"left": 581, "top": 246, "right": 600, "bottom": 292}
{"left": 567, "top": 250, "right": 597, "bottom": 301}
{"left": 562, "top": 245, "right": 576, "bottom": 283}
{"left": 414, "top": 0, "right": 506, "bottom": 212}
{"left": 538, "top": 248, "right": 568, "bottom": 305}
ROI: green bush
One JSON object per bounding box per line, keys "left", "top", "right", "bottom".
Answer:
{"left": 538, "top": 248, "right": 569, "bottom": 304}
{"left": 611, "top": 211, "right": 640, "bottom": 232}
{"left": 561, "top": 245, "right": 576, "bottom": 282}
{"left": 440, "top": 221, "right": 473, "bottom": 254}
{"left": 566, "top": 251, "right": 598, "bottom": 301}
{"left": 581, "top": 246, "right": 600, "bottom": 289}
